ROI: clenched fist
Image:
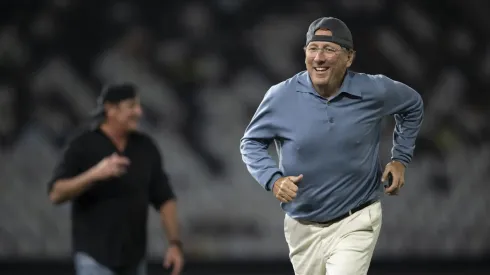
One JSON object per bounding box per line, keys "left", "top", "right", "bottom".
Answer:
{"left": 272, "top": 174, "right": 303, "bottom": 203}
{"left": 382, "top": 160, "right": 405, "bottom": 196}
{"left": 92, "top": 153, "right": 130, "bottom": 180}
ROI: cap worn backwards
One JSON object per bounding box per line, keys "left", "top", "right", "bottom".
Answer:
{"left": 91, "top": 83, "right": 138, "bottom": 118}
{"left": 305, "top": 17, "right": 353, "bottom": 50}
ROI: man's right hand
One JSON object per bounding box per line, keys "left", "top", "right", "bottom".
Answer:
{"left": 91, "top": 153, "right": 130, "bottom": 180}
{"left": 272, "top": 174, "right": 303, "bottom": 203}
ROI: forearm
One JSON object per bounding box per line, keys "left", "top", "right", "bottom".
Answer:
{"left": 240, "top": 138, "right": 282, "bottom": 190}
{"left": 49, "top": 168, "right": 98, "bottom": 204}
{"left": 375, "top": 74, "right": 424, "bottom": 166}
{"left": 240, "top": 86, "right": 284, "bottom": 190}
{"left": 391, "top": 121, "right": 421, "bottom": 165}
{"left": 391, "top": 93, "right": 424, "bottom": 166}
{"left": 159, "top": 199, "right": 180, "bottom": 242}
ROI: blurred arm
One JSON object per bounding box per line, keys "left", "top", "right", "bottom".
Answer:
{"left": 149, "top": 144, "right": 179, "bottom": 242}
{"left": 159, "top": 200, "right": 179, "bottom": 243}
{"left": 48, "top": 141, "right": 98, "bottom": 204}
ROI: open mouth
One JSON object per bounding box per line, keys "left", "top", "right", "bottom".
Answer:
{"left": 314, "top": 67, "right": 329, "bottom": 72}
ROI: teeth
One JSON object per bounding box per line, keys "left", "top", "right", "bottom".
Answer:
{"left": 315, "top": 68, "right": 327, "bottom": 71}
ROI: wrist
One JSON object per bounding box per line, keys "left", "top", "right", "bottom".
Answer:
{"left": 169, "top": 239, "right": 183, "bottom": 250}
{"left": 391, "top": 159, "right": 407, "bottom": 168}
{"left": 86, "top": 167, "right": 103, "bottom": 182}
{"left": 267, "top": 172, "right": 283, "bottom": 191}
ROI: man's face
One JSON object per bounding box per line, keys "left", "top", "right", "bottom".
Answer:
{"left": 105, "top": 97, "right": 143, "bottom": 131}
{"left": 305, "top": 29, "right": 354, "bottom": 88}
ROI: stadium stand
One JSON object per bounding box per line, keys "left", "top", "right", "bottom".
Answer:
{"left": 0, "top": 0, "right": 489, "bottom": 262}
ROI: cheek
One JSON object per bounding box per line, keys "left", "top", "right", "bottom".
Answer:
{"left": 127, "top": 112, "right": 137, "bottom": 120}
{"left": 326, "top": 55, "right": 341, "bottom": 65}
{"left": 117, "top": 112, "right": 131, "bottom": 122}
{"left": 328, "top": 58, "right": 346, "bottom": 72}
{"left": 118, "top": 115, "right": 128, "bottom": 124}
{"left": 305, "top": 57, "right": 314, "bottom": 67}
{"left": 129, "top": 110, "right": 141, "bottom": 121}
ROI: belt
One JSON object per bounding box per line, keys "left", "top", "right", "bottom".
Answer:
{"left": 304, "top": 199, "right": 378, "bottom": 226}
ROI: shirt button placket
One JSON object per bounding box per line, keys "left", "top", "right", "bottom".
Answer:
{"left": 326, "top": 101, "right": 334, "bottom": 124}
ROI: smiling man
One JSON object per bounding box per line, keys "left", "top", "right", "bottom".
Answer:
{"left": 240, "top": 17, "right": 424, "bottom": 275}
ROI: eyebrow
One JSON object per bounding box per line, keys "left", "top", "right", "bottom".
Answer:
{"left": 307, "top": 44, "right": 340, "bottom": 49}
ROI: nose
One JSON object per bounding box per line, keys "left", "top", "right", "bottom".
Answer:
{"left": 313, "top": 51, "right": 326, "bottom": 62}
{"left": 134, "top": 105, "right": 143, "bottom": 117}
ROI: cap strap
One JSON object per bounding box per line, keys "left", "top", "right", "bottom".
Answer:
{"left": 308, "top": 35, "right": 352, "bottom": 50}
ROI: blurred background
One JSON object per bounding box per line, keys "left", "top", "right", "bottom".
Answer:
{"left": 0, "top": 0, "right": 489, "bottom": 274}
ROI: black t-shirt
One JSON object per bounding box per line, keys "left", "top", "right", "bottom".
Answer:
{"left": 48, "top": 127, "right": 175, "bottom": 270}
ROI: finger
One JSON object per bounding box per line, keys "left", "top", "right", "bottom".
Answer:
{"left": 288, "top": 181, "right": 299, "bottom": 192}
{"left": 163, "top": 256, "right": 171, "bottom": 268}
{"left": 114, "top": 167, "right": 127, "bottom": 176}
{"left": 275, "top": 193, "right": 288, "bottom": 203}
{"left": 282, "top": 184, "right": 297, "bottom": 199}
{"left": 278, "top": 178, "right": 288, "bottom": 189}
{"left": 384, "top": 183, "right": 396, "bottom": 194}
{"left": 277, "top": 191, "right": 293, "bottom": 203}
{"left": 114, "top": 156, "right": 131, "bottom": 165}
{"left": 109, "top": 153, "right": 121, "bottom": 161}
{"left": 280, "top": 192, "right": 294, "bottom": 202}
{"left": 277, "top": 196, "right": 288, "bottom": 203}
{"left": 172, "top": 260, "right": 183, "bottom": 275}
{"left": 381, "top": 167, "right": 390, "bottom": 182}
{"left": 388, "top": 187, "right": 400, "bottom": 196}
{"left": 288, "top": 174, "right": 303, "bottom": 184}
{"left": 384, "top": 174, "right": 400, "bottom": 194}
{"left": 393, "top": 180, "right": 405, "bottom": 195}
{"left": 282, "top": 191, "right": 296, "bottom": 201}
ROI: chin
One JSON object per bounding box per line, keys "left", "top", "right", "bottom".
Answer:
{"left": 312, "top": 78, "right": 330, "bottom": 86}
{"left": 127, "top": 123, "right": 140, "bottom": 132}
{"left": 310, "top": 74, "right": 330, "bottom": 86}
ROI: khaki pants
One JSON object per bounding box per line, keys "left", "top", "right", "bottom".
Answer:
{"left": 284, "top": 201, "right": 382, "bottom": 275}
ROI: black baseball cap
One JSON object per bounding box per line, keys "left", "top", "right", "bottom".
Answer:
{"left": 91, "top": 83, "right": 138, "bottom": 118}
{"left": 305, "top": 17, "right": 353, "bottom": 50}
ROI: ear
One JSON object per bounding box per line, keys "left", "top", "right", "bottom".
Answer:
{"left": 346, "top": 50, "right": 356, "bottom": 68}
{"left": 104, "top": 103, "right": 113, "bottom": 117}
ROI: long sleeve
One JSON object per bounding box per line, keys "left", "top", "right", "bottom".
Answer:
{"left": 377, "top": 75, "right": 424, "bottom": 166}
{"left": 240, "top": 87, "right": 283, "bottom": 191}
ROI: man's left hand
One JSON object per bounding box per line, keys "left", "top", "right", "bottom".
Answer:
{"left": 163, "top": 245, "right": 184, "bottom": 275}
{"left": 382, "top": 161, "right": 405, "bottom": 196}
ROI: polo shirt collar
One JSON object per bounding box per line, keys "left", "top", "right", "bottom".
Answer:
{"left": 297, "top": 70, "right": 361, "bottom": 99}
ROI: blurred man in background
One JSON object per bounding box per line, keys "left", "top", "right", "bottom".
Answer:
{"left": 240, "top": 17, "right": 424, "bottom": 275}
{"left": 47, "top": 83, "right": 184, "bottom": 275}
